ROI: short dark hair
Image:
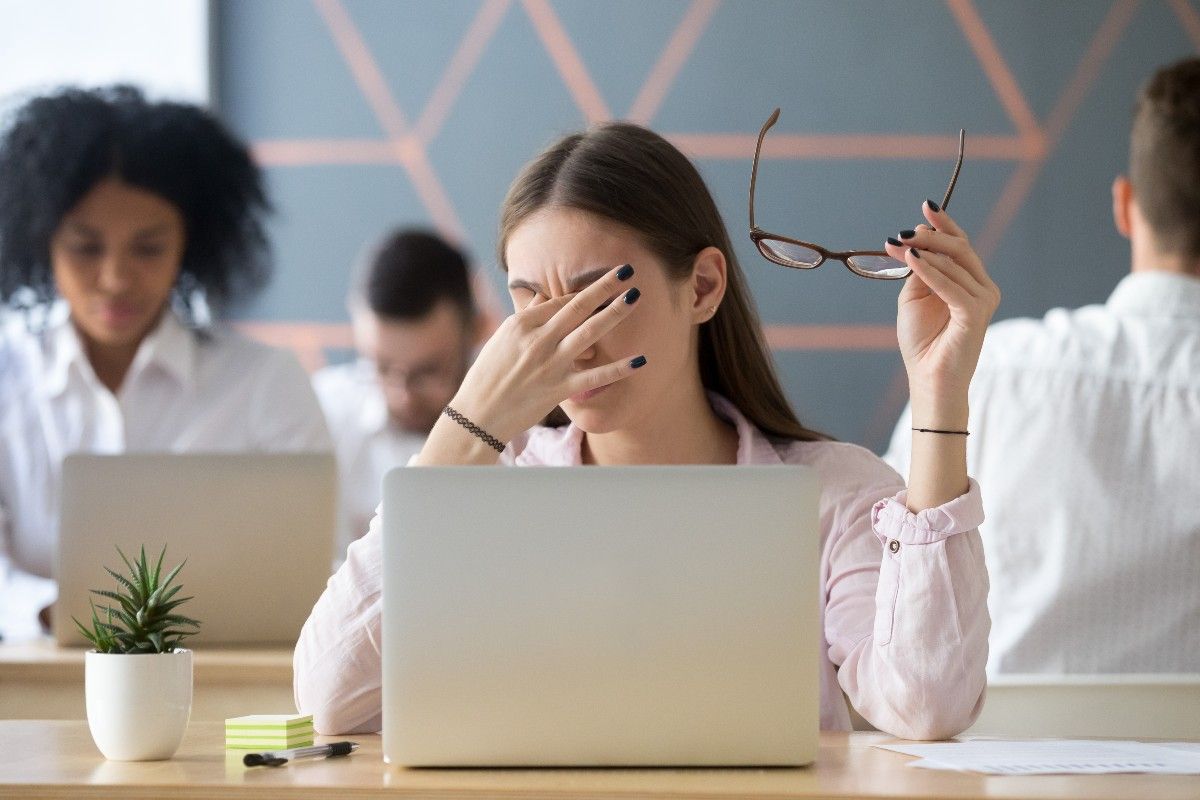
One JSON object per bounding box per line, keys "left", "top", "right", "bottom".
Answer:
{"left": 0, "top": 85, "right": 271, "bottom": 314}
{"left": 354, "top": 229, "right": 474, "bottom": 323}
{"left": 1130, "top": 57, "right": 1200, "bottom": 259}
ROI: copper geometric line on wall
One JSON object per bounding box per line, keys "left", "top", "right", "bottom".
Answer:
{"left": 246, "top": 0, "right": 1148, "bottom": 372}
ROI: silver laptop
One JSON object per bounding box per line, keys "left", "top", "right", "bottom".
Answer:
{"left": 55, "top": 453, "right": 336, "bottom": 647}
{"left": 382, "top": 465, "right": 820, "bottom": 766}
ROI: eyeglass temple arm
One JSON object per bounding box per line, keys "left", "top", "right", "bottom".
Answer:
{"left": 940, "top": 129, "right": 965, "bottom": 211}
{"left": 749, "top": 108, "right": 781, "bottom": 230}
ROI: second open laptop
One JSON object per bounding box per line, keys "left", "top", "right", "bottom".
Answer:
{"left": 381, "top": 465, "right": 820, "bottom": 767}
{"left": 55, "top": 452, "right": 337, "bottom": 648}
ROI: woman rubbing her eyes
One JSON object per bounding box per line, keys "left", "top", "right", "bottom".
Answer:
{"left": 295, "top": 122, "right": 1000, "bottom": 741}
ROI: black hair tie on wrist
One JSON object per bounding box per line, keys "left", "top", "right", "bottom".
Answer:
{"left": 912, "top": 427, "right": 970, "bottom": 436}
{"left": 443, "top": 406, "right": 506, "bottom": 452}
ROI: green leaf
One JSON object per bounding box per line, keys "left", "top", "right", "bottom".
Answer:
{"left": 102, "top": 567, "right": 138, "bottom": 599}
{"left": 159, "top": 560, "right": 187, "bottom": 594}
{"left": 130, "top": 549, "right": 145, "bottom": 598}
{"left": 159, "top": 629, "right": 199, "bottom": 639}
{"left": 115, "top": 545, "right": 135, "bottom": 576}
{"left": 92, "top": 589, "right": 137, "bottom": 616}
{"left": 152, "top": 545, "right": 166, "bottom": 590}
{"left": 72, "top": 616, "right": 99, "bottom": 648}
{"left": 114, "top": 609, "right": 139, "bottom": 632}
{"left": 156, "top": 596, "right": 194, "bottom": 615}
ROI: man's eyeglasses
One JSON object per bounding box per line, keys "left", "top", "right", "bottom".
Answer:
{"left": 352, "top": 357, "right": 460, "bottom": 396}
{"left": 748, "top": 108, "right": 964, "bottom": 280}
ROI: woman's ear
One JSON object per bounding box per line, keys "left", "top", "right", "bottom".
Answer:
{"left": 1112, "top": 175, "right": 1133, "bottom": 239}
{"left": 689, "top": 246, "right": 727, "bottom": 324}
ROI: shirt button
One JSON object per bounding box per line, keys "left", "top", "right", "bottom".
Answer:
{"left": 888, "top": 540, "right": 900, "bottom": 554}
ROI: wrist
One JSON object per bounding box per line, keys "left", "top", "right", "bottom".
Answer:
{"left": 908, "top": 390, "right": 969, "bottom": 430}
{"left": 418, "top": 410, "right": 505, "bottom": 466}
{"left": 446, "top": 394, "right": 520, "bottom": 447}
{"left": 442, "top": 406, "right": 505, "bottom": 453}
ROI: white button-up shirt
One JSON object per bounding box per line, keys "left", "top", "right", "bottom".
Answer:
{"left": 311, "top": 363, "right": 426, "bottom": 563}
{"left": 885, "top": 271, "right": 1200, "bottom": 674}
{"left": 0, "top": 307, "right": 332, "bottom": 639}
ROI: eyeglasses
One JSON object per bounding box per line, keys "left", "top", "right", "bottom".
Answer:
{"left": 749, "top": 108, "right": 964, "bottom": 280}
{"left": 352, "top": 357, "right": 463, "bottom": 396}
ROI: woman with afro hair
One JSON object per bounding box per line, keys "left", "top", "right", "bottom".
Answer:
{"left": 0, "top": 86, "right": 331, "bottom": 639}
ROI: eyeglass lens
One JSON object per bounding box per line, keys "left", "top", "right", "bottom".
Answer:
{"left": 757, "top": 239, "right": 822, "bottom": 268}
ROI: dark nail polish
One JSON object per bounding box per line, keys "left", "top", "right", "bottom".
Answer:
{"left": 909, "top": 247, "right": 920, "bottom": 258}
{"left": 886, "top": 237, "right": 903, "bottom": 247}
{"left": 899, "top": 229, "right": 916, "bottom": 239}
{"left": 624, "top": 287, "right": 640, "bottom": 304}
{"left": 926, "top": 199, "right": 941, "bottom": 213}
{"left": 630, "top": 355, "right": 647, "bottom": 369}
{"left": 616, "top": 264, "right": 634, "bottom": 281}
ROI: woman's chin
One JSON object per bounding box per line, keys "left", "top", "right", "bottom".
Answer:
{"left": 561, "top": 402, "right": 628, "bottom": 436}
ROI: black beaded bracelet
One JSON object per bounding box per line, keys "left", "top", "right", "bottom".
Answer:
{"left": 912, "top": 427, "right": 970, "bottom": 436}
{"left": 443, "top": 406, "right": 506, "bottom": 453}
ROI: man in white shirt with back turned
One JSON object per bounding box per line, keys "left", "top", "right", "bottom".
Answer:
{"left": 313, "top": 229, "right": 480, "bottom": 563}
{"left": 886, "top": 57, "right": 1200, "bottom": 675}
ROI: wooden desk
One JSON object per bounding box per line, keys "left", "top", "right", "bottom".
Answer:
{"left": 1, "top": 721, "right": 1196, "bottom": 800}
{"left": 0, "top": 639, "right": 295, "bottom": 721}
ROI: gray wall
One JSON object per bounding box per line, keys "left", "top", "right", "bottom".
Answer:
{"left": 217, "top": 0, "right": 1199, "bottom": 452}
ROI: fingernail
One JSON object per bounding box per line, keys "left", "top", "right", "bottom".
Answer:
{"left": 630, "top": 355, "right": 647, "bottom": 369}
{"left": 616, "top": 264, "right": 634, "bottom": 281}
{"left": 886, "top": 237, "right": 903, "bottom": 247}
{"left": 926, "top": 199, "right": 941, "bottom": 213}
{"left": 909, "top": 247, "right": 920, "bottom": 258}
{"left": 899, "top": 229, "right": 916, "bottom": 239}
{"left": 624, "top": 287, "right": 640, "bottom": 304}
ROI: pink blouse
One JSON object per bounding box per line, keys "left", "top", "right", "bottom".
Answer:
{"left": 294, "top": 394, "right": 989, "bottom": 740}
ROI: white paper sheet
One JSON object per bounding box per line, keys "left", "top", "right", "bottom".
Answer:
{"left": 874, "top": 740, "right": 1200, "bottom": 775}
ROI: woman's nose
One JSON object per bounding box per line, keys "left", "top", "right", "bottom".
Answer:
{"left": 96, "top": 253, "right": 135, "bottom": 292}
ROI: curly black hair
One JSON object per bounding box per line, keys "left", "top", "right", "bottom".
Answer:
{"left": 0, "top": 85, "right": 271, "bottom": 316}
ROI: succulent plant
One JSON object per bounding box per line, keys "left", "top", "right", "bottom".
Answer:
{"left": 73, "top": 545, "right": 200, "bottom": 654}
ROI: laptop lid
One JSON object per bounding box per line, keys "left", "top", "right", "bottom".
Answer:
{"left": 55, "top": 453, "right": 336, "bottom": 647}
{"left": 382, "top": 465, "right": 819, "bottom": 766}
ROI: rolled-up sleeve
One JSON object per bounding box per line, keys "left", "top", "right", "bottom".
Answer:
{"left": 825, "top": 473, "right": 989, "bottom": 740}
{"left": 293, "top": 510, "right": 386, "bottom": 735}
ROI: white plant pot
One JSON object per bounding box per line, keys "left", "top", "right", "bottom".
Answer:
{"left": 85, "top": 649, "right": 193, "bottom": 761}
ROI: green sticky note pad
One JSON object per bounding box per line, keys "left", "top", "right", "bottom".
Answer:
{"left": 225, "top": 713, "right": 313, "bottom": 731}
{"left": 225, "top": 732, "right": 315, "bottom": 750}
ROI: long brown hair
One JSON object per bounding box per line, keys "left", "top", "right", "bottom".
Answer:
{"left": 498, "top": 122, "right": 828, "bottom": 442}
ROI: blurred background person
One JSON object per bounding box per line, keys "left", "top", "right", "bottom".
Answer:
{"left": 312, "top": 229, "right": 479, "bottom": 561}
{"left": 885, "top": 57, "right": 1200, "bottom": 675}
{"left": 0, "top": 85, "right": 331, "bottom": 640}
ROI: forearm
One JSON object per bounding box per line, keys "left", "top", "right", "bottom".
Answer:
{"left": 838, "top": 527, "right": 989, "bottom": 739}
{"left": 828, "top": 479, "right": 989, "bottom": 740}
{"left": 905, "top": 392, "right": 970, "bottom": 512}
{"left": 293, "top": 528, "right": 386, "bottom": 734}
{"left": 412, "top": 410, "right": 507, "bottom": 466}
